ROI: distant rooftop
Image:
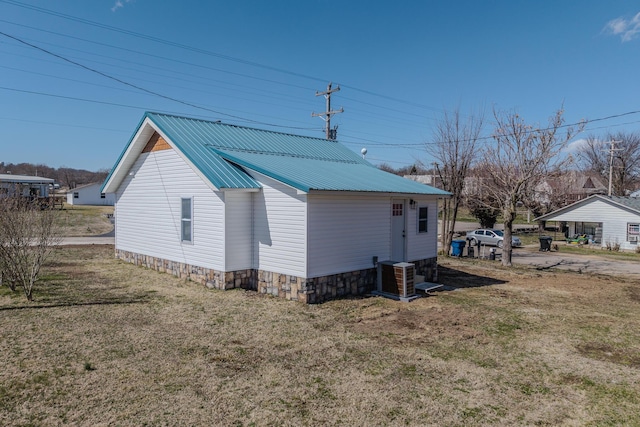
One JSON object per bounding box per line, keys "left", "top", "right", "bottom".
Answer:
{"left": 0, "top": 173, "right": 54, "bottom": 184}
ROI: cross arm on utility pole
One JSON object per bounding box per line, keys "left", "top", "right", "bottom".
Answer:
{"left": 312, "top": 82, "right": 344, "bottom": 140}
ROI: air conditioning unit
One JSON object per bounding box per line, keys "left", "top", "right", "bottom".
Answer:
{"left": 376, "top": 261, "right": 418, "bottom": 301}
{"left": 629, "top": 235, "right": 638, "bottom": 242}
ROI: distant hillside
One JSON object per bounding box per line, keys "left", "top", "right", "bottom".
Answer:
{"left": 0, "top": 162, "right": 108, "bottom": 190}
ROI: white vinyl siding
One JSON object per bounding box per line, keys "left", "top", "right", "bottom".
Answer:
{"left": 115, "top": 149, "right": 226, "bottom": 270}
{"left": 307, "top": 194, "right": 391, "bottom": 278}
{"left": 225, "top": 191, "right": 253, "bottom": 271}
{"left": 547, "top": 198, "right": 640, "bottom": 251}
{"left": 251, "top": 173, "right": 307, "bottom": 277}
{"left": 181, "top": 197, "right": 192, "bottom": 243}
{"left": 66, "top": 182, "right": 115, "bottom": 206}
{"left": 406, "top": 198, "right": 439, "bottom": 262}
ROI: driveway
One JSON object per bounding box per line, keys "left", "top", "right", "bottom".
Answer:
{"left": 457, "top": 244, "right": 640, "bottom": 279}
{"left": 57, "top": 236, "right": 114, "bottom": 245}
{"left": 511, "top": 247, "right": 640, "bottom": 278}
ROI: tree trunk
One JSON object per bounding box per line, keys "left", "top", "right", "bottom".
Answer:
{"left": 441, "top": 199, "right": 452, "bottom": 255}
{"left": 501, "top": 209, "right": 517, "bottom": 267}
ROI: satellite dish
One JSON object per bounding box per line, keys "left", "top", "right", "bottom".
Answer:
{"left": 361, "top": 148, "right": 367, "bottom": 158}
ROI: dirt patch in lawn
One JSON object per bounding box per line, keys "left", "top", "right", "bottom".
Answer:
{"left": 1, "top": 248, "right": 639, "bottom": 426}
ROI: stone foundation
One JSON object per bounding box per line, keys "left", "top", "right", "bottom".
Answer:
{"left": 411, "top": 256, "right": 438, "bottom": 282}
{"left": 116, "top": 250, "right": 255, "bottom": 291}
{"left": 115, "top": 249, "right": 437, "bottom": 304}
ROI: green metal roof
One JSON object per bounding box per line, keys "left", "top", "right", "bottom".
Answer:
{"left": 147, "top": 113, "right": 261, "bottom": 190}
{"left": 107, "top": 112, "right": 450, "bottom": 195}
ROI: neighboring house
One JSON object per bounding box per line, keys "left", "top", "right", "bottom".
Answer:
{"left": 0, "top": 173, "right": 54, "bottom": 199}
{"left": 535, "top": 194, "right": 640, "bottom": 251}
{"left": 535, "top": 172, "right": 607, "bottom": 207}
{"left": 66, "top": 182, "right": 115, "bottom": 206}
{"left": 403, "top": 174, "right": 443, "bottom": 189}
{"left": 461, "top": 171, "right": 606, "bottom": 206}
{"left": 102, "top": 112, "right": 450, "bottom": 303}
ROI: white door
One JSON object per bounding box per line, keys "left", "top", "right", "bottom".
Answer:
{"left": 391, "top": 199, "right": 406, "bottom": 261}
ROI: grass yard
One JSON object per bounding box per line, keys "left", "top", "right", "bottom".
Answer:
{"left": 1, "top": 246, "right": 639, "bottom": 426}
{"left": 54, "top": 204, "right": 114, "bottom": 237}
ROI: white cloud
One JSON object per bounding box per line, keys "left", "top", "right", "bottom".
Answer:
{"left": 604, "top": 12, "right": 640, "bottom": 42}
{"left": 565, "top": 138, "right": 597, "bottom": 153}
{"left": 111, "top": 0, "right": 133, "bottom": 12}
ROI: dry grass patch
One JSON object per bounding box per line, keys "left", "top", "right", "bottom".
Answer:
{"left": 55, "top": 204, "right": 113, "bottom": 236}
{"left": 1, "top": 247, "right": 639, "bottom": 426}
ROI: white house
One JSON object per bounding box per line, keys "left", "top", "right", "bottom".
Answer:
{"left": 66, "top": 182, "right": 115, "bottom": 206}
{"left": 102, "top": 112, "right": 449, "bottom": 303}
{"left": 535, "top": 194, "right": 640, "bottom": 251}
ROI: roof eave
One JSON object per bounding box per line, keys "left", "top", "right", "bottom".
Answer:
{"left": 101, "top": 114, "right": 154, "bottom": 194}
{"left": 535, "top": 194, "right": 640, "bottom": 221}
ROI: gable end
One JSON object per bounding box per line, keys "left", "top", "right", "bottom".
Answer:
{"left": 142, "top": 132, "right": 172, "bottom": 153}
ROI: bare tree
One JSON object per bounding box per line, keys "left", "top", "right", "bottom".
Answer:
{"left": 428, "top": 107, "right": 484, "bottom": 255}
{"left": 0, "top": 197, "right": 60, "bottom": 301}
{"left": 482, "top": 108, "right": 583, "bottom": 266}
{"left": 577, "top": 132, "right": 640, "bottom": 195}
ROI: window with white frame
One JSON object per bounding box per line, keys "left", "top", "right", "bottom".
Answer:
{"left": 628, "top": 223, "right": 639, "bottom": 243}
{"left": 417, "top": 206, "right": 428, "bottom": 233}
{"left": 100, "top": 193, "right": 106, "bottom": 199}
{"left": 181, "top": 197, "right": 193, "bottom": 243}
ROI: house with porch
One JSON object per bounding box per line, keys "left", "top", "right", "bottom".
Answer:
{"left": 0, "top": 173, "right": 54, "bottom": 200}
{"left": 535, "top": 194, "right": 640, "bottom": 251}
{"left": 102, "top": 112, "right": 449, "bottom": 303}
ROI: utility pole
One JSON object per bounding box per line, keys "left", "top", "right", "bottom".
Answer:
{"left": 607, "top": 140, "right": 622, "bottom": 196}
{"left": 312, "top": 82, "right": 343, "bottom": 140}
{"left": 432, "top": 162, "right": 439, "bottom": 188}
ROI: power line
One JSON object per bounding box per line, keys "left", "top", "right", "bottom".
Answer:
{"left": 0, "top": 18, "right": 317, "bottom": 93}
{"left": 2, "top": 19, "right": 639, "bottom": 150}
{"left": 0, "top": 86, "right": 324, "bottom": 131}
{"left": 1, "top": 22, "right": 438, "bottom": 131}
{"left": 0, "top": 0, "right": 448, "bottom": 112}
{"left": 0, "top": 19, "right": 441, "bottom": 128}
{"left": 0, "top": 115, "right": 130, "bottom": 133}
{"left": 0, "top": 44, "right": 324, "bottom": 120}
{"left": 1, "top": 37, "right": 435, "bottom": 134}
{"left": 0, "top": 31, "right": 321, "bottom": 131}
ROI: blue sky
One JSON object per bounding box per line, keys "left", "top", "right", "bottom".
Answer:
{"left": 1, "top": 0, "right": 639, "bottom": 172}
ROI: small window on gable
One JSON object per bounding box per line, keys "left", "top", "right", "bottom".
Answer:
{"left": 181, "top": 197, "right": 193, "bottom": 243}
{"left": 418, "top": 206, "right": 428, "bottom": 233}
{"left": 73, "top": 192, "right": 79, "bottom": 198}
{"left": 100, "top": 193, "right": 106, "bottom": 199}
